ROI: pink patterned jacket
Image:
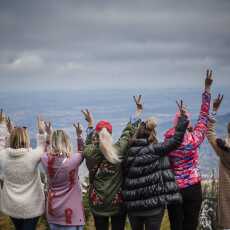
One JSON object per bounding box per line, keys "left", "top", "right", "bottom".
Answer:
{"left": 164, "top": 91, "right": 211, "bottom": 189}
{"left": 41, "top": 137, "right": 85, "bottom": 226}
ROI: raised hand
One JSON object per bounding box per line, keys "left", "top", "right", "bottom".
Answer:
{"left": 6, "top": 116, "right": 14, "bottom": 133}
{"left": 73, "top": 122, "right": 83, "bottom": 137}
{"left": 37, "top": 116, "right": 46, "bottom": 134}
{"left": 213, "top": 94, "right": 224, "bottom": 112}
{"left": 205, "top": 69, "right": 214, "bottom": 92}
{"left": 133, "top": 95, "right": 143, "bottom": 117}
{"left": 81, "top": 109, "right": 94, "bottom": 128}
{"left": 44, "top": 121, "right": 53, "bottom": 136}
{"left": 176, "top": 99, "right": 188, "bottom": 117}
{"left": 0, "top": 109, "right": 5, "bottom": 123}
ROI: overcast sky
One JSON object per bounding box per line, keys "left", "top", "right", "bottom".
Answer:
{"left": 0, "top": 0, "right": 230, "bottom": 91}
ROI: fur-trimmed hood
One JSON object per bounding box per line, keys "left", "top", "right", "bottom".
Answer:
{"left": 6, "top": 147, "right": 32, "bottom": 158}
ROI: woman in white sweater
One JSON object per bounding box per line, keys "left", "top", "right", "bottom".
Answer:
{"left": 0, "top": 117, "right": 48, "bottom": 230}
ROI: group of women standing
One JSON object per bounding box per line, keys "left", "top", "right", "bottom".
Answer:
{"left": 0, "top": 69, "right": 229, "bottom": 230}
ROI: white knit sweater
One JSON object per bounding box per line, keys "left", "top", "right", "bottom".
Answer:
{"left": 0, "top": 123, "right": 9, "bottom": 180}
{"left": 0, "top": 123, "right": 9, "bottom": 151}
{"left": 0, "top": 135, "right": 46, "bottom": 219}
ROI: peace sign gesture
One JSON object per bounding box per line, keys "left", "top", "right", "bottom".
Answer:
{"left": 176, "top": 99, "right": 188, "bottom": 117}
{"left": 213, "top": 94, "right": 224, "bottom": 112}
{"left": 73, "top": 122, "right": 83, "bottom": 137}
{"left": 44, "top": 121, "right": 53, "bottom": 136}
{"left": 81, "top": 109, "right": 94, "bottom": 128}
{"left": 133, "top": 95, "right": 143, "bottom": 117}
{"left": 205, "top": 69, "right": 214, "bottom": 92}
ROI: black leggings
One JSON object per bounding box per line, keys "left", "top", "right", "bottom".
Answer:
{"left": 11, "top": 217, "right": 39, "bottom": 230}
{"left": 168, "top": 183, "right": 202, "bottom": 230}
{"left": 128, "top": 208, "right": 164, "bottom": 230}
{"left": 93, "top": 212, "right": 126, "bottom": 230}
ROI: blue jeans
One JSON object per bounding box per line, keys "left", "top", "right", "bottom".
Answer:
{"left": 49, "top": 223, "right": 84, "bottom": 230}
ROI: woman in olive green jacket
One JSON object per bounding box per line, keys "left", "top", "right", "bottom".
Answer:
{"left": 82, "top": 96, "right": 143, "bottom": 230}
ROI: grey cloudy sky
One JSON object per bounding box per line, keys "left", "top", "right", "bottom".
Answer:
{"left": 0, "top": 0, "right": 230, "bottom": 91}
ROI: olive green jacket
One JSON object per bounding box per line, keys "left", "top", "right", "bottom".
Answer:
{"left": 84, "top": 121, "right": 139, "bottom": 216}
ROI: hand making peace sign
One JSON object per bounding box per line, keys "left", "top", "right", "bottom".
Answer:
{"left": 176, "top": 99, "right": 188, "bottom": 117}
{"left": 213, "top": 94, "right": 224, "bottom": 112}
{"left": 205, "top": 69, "right": 214, "bottom": 93}
{"left": 133, "top": 95, "right": 143, "bottom": 117}
{"left": 73, "top": 122, "right": 83, "bottom": 137}
{"left": 81, "top": 109, "right": 94, "bottom": 128}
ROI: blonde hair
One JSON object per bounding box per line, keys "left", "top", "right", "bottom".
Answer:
{"left": 51, "top": 130, "right": 72, "bottom": 157}
{"left": 99, "top": 128, "right": 121, "bottom": 164}
{"left": 9, "top": 127, "right": 30, "bottom": 149}
{"left": 0, "top": 112, "right": 6, "bottom": 124}
{"left": 145, "top": 117, "right": 158, "bottom": 144}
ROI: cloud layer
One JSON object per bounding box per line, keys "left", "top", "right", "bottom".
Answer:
{"left": 0, "top": 0, "right": 230, "bottom": 90}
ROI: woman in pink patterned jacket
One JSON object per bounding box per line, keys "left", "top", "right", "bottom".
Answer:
{"left": 164, "top": 70, "right": 213, "bottom": 230}
{"left": 41, "top": 122, "right": 85, "bottom": 230}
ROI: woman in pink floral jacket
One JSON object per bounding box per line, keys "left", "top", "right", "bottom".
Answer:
{"left": 164, "top": 70, "right": 213, "bottom": 230}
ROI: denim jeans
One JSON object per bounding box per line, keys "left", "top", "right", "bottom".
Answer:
{"left": 49, "top": 224, "right": 84, "bottom": 230}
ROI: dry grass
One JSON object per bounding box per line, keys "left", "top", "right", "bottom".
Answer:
{"left": 0, "top": 211, "right": 171, "bottom": 230}
{"left": 0, "top": 213, "right": 49, "bottom": 230}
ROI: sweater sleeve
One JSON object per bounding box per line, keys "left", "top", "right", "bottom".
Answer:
{"left": 75, "top": 135, "right": 84, "bottom": 167}
{"left": 207, "top": 117, "right": 230, "bottom": 165}
{"left": 77, "top": 136, "right": 84, "bottom": 153}
{"left": 72, "top": 152, "right": 84, "bottom": 167}
{"left": 85, "top": 127, "right": 94, "bottom": 145}
{"left": 207, "top": 117, "right": 223, "bottom": 156}
{"left": 0, "top": 124, "right": 10, "bottom": 150}
{"left": 115, "top": 120, "right": 140, "bottom": 155}
{"left": 31, "top": 134, "right": 47, "bottom": 163}
{"left": 153, "top": 115, "right": 189, "bottom": 155}
{"left": 0, "top": 149, "right": 6, "bottom": 181}
{"left": 192, "top": 91, "right": 211, "bottom": 148}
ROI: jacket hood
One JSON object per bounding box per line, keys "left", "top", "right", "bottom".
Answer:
{"left": 6, "top": 147, "right": 32, "bottom": 158}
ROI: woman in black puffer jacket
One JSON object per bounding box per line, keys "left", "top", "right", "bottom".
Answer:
{"left": 122, "top": 104, "right": 189, "bottom": 230}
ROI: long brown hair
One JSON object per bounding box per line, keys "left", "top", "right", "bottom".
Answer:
{"left": 131, "top": 117, "right": 158, "bottom": 145}
{"left": 145, "top": 117, "right": 158, "bottom": 144}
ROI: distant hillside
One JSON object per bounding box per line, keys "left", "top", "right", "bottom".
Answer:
{"left": 158, "top": 113, "right": 230, "bottom": 176}
{"left": 31, "top": 113, "right": 230, "bottom": 178}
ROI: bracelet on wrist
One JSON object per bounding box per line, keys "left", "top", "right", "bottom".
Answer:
{"left": 211, "top": 111, "right": 217, "bottom": 116}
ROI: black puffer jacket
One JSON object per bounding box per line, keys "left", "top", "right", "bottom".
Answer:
{"left": 122, "top": 116, "right": 189, "bottom": 212}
